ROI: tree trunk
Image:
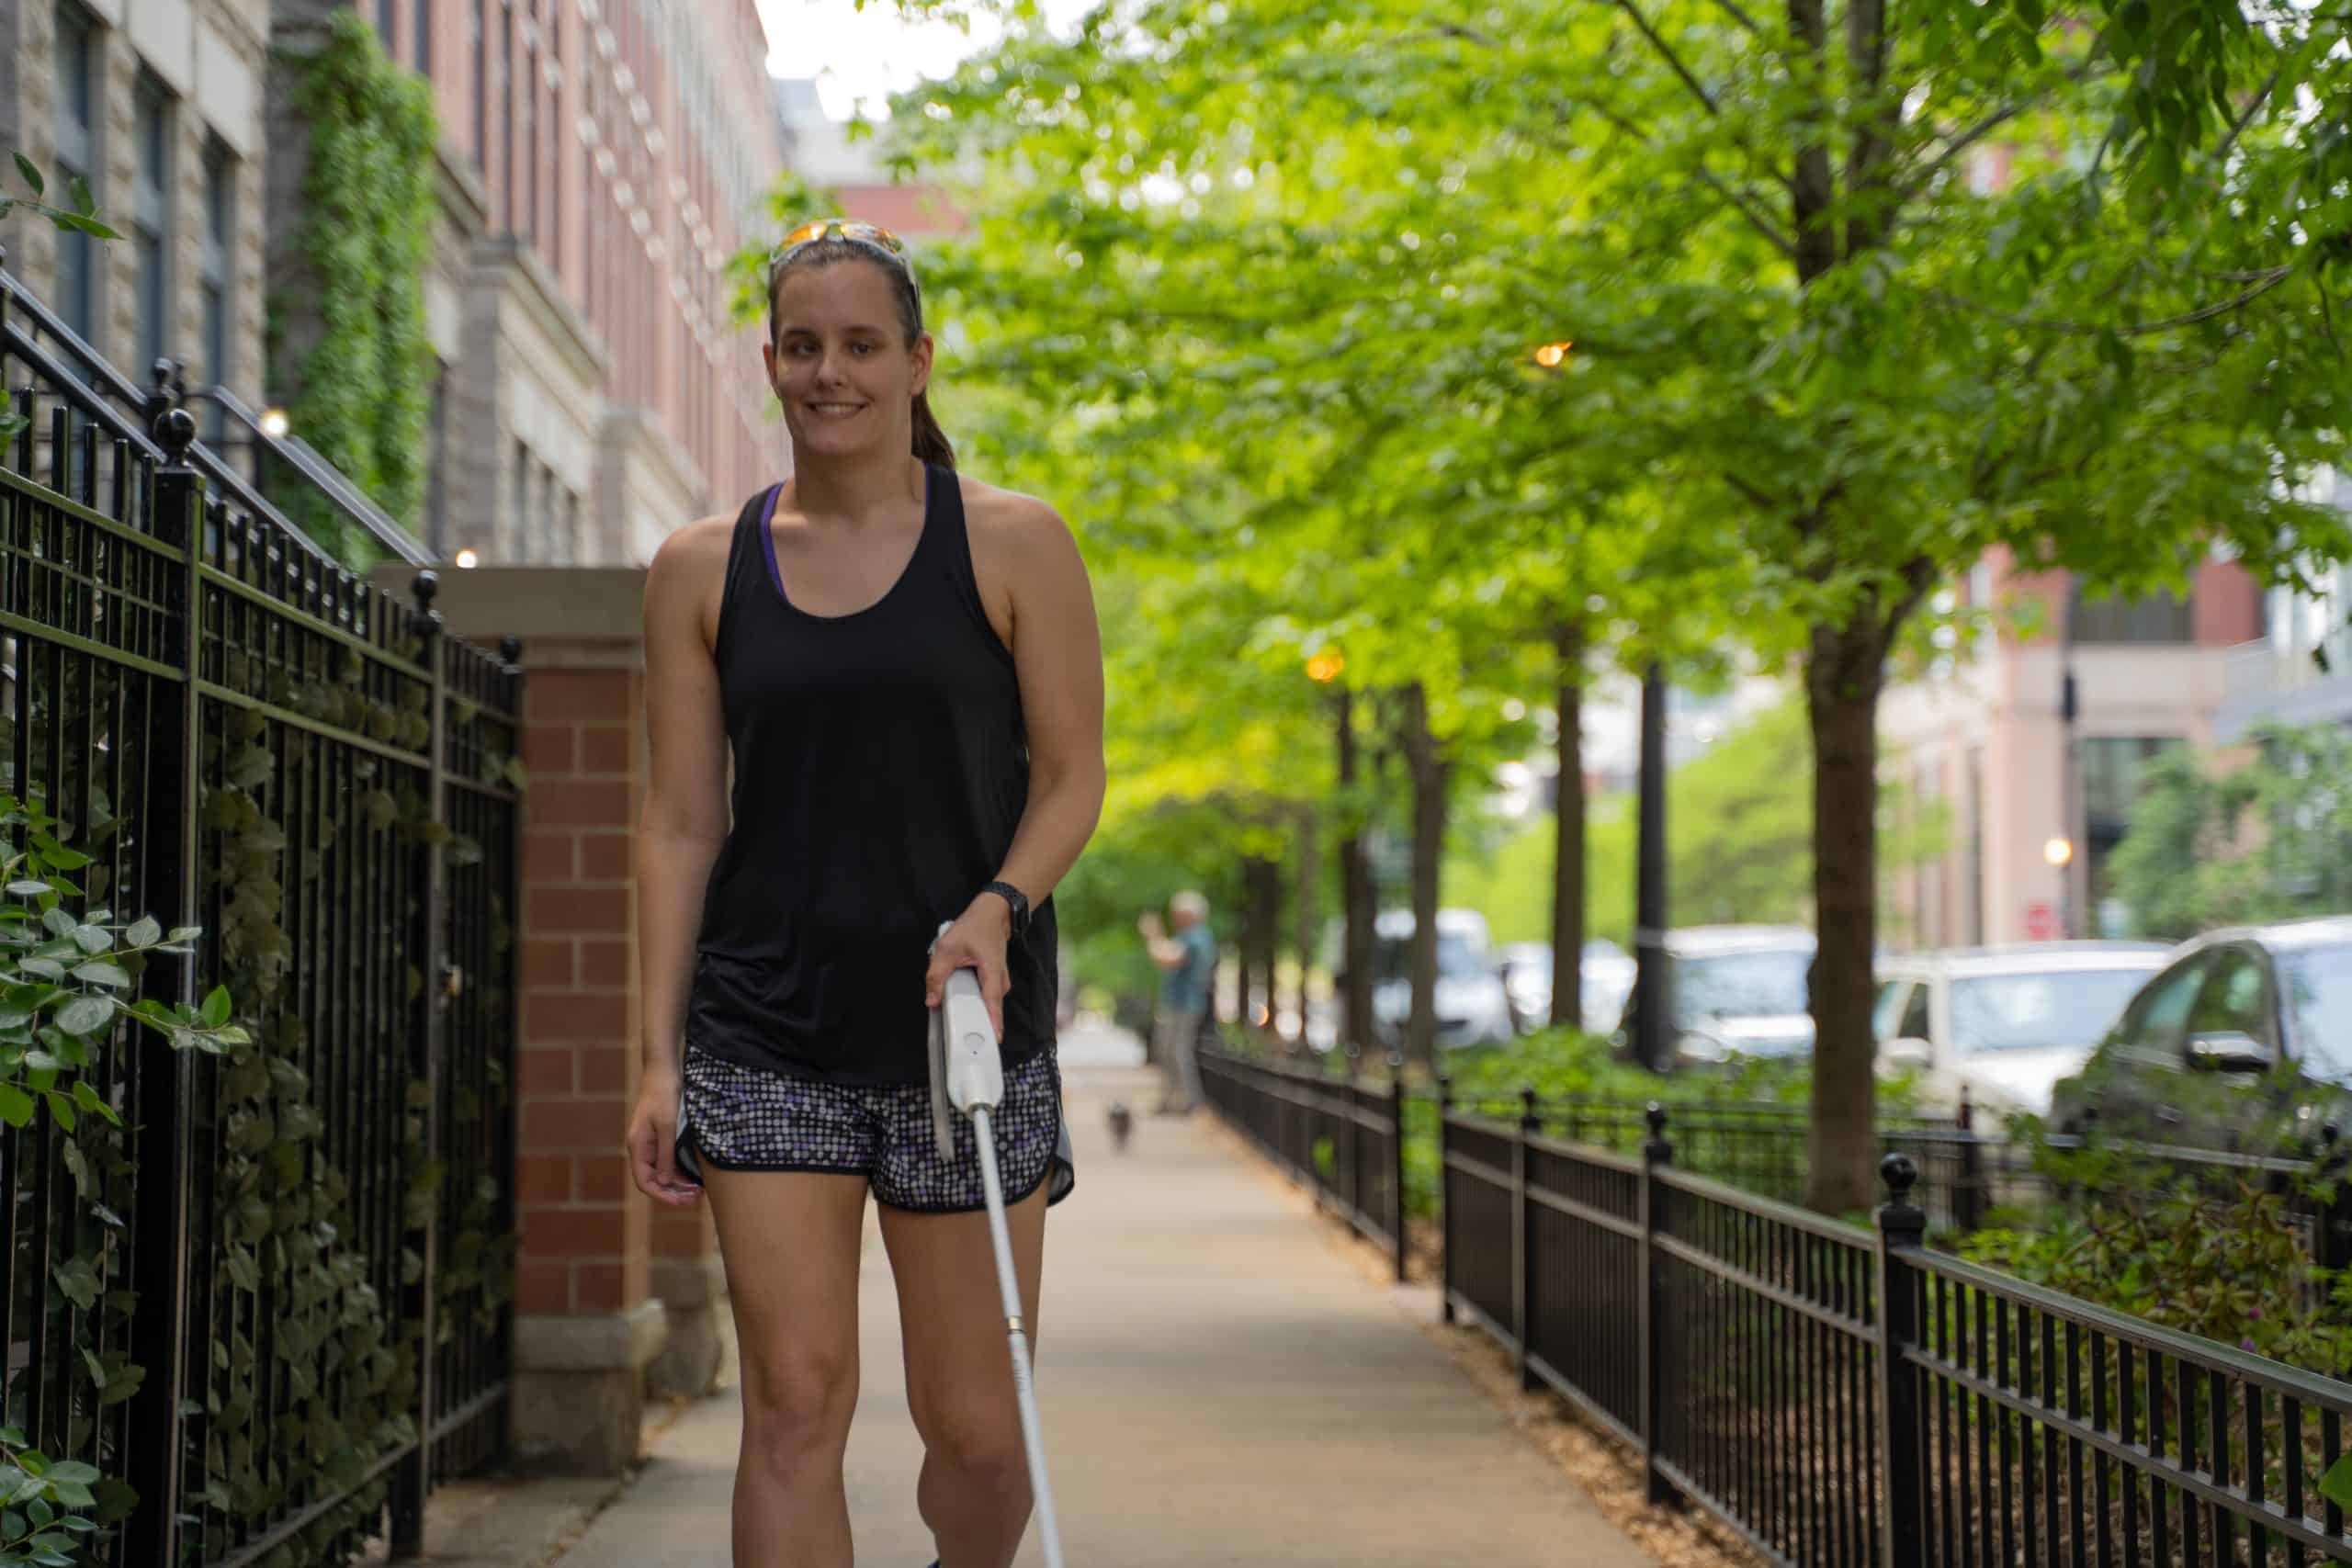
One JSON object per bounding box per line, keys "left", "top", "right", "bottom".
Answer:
{"left": 1804, "top": 617, "right": 1891, "bottom": 1216}
{"left": 1336, "top": 691, "right": 1377, "bottom": 1060}
{"left": 1249, "top": 855, "right": 1282, "bottom": 1039}
{"left": 1233, "top": 852, "right": 1254, "bottom": 1034}
{"left": 1293, "top": 806, "right": 1317, "bottom": 1053}
{"left": 1550, "top": 618, "right": 1587, "bottom": 1033}
{"left": 1399, "top": 682, "right": 1449, "bottom": 1072}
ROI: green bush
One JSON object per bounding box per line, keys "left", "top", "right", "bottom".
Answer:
{"left": 2, "top": 795, "right": 251, "bottom": 1562}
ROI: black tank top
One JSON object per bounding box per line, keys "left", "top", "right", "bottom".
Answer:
{"left": 684, "top": 465, "right": 1057, "bottom": 1087}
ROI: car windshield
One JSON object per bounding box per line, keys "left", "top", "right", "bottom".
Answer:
{"left": 1673, "top": 949, "right": 1811, "bottom": 1023}
{"left": 2280, "top": 943, "right": 2352, "bottom": 1081}
{"left": 1948, "top": 969, "right": 2152, "bottom": 1054}
{"left": 1374, "top": 932, "right": 1490, "bottom": 985}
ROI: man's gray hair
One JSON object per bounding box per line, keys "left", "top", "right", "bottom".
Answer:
{"left": 1171, "top": 890, "right": 1210, "bottom": 919}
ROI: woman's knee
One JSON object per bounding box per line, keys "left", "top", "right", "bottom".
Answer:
{"left": 738, "top": 1344, "right": 857, "bottom": 1476}
{"left": 911, "top": 1394, "right": 1029, "bottom": 1485}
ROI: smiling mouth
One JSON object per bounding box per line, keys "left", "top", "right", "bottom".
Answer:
{"left": 805, "top": 401, "right": 866, "bottom": 417}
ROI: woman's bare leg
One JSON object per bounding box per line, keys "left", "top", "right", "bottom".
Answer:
{"left": 707, "top": 1168, "right": 871, "bottom": 1567}
{"left": 877, "top": 1180, "right": 1049, "bottom": 1568}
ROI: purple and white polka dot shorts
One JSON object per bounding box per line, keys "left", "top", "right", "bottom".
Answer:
{"left": 675, "top": 1044, "right": 1075, "bottom": 1213}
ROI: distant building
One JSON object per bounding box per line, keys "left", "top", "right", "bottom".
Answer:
{"left": 1880, "top": 552, "right": 2267, "bottom": 948}
{"left": 773, "top": 75, "right": 966, "bottom": 241}
{"left": 2213, "top": 469, "right": 2352, "bottom": 740}
{"left": 1, "top": 0, "right": 272, "bottom": 429}
{"left": 0, "top": 0, "right": 792, "bottom": 568}
{"left": 367, "top": 0, "right": 790, "bottom": 564}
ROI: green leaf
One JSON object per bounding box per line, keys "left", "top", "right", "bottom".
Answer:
{"left": 50, "top": 999, "right": 109, "bottom": 1039}
{"left": 165, "top": 927, "right": 200, "bottom": 943}
{"left": 36, "top": 912, "right": 72, "bottom": 940}
{"left": 40, "top": 1095, "right": 73, "bottom": 1134}
{"left": 0, "top": 1088, "right": 35, "bottom": 1129}
{"left": 199, "top": 986, "right": 232, "bottom": 1031}
{"left": 66, "top": 175, "right": 93, "bottom": 217}
{"left": 2324, "top": 1451, "right": 2352, "bottom": 1512}
{"left": 12, "top": 154, "right": 44, "bottom": 198}
{"left": 67, "top": 927, "right": 108, "bottom": 956}
{"left": 37, "top": 1465, "right": 93, "bottom": 1490}
{"left": 1, "top": 885, "right": 47, "bottom": 899}
{"left": 0, "top": 1427, "right": 24, "bottom": 1448}
{"left": 50, "top": 1259, "right": 96, "bottom": 1311}
{"left": 123, "top": 917, "right": 159, "bottom": 948}
{"left": 68, "top": 962, "right": 128, "bottom": 989}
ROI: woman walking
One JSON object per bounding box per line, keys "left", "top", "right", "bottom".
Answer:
{"left": 625, "top": 218, "right": 1106, "bottom": 1568}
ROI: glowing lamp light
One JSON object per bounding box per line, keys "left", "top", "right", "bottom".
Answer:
{"left": 454, "top": 548, "right": 481, "bottom": 570}
{"left": 2043, "top": 837, "right": 2075, "bottom": 868}
{"left": 258, "top": 406, "right": 291, "bottom": 438}
{"left": 1534, "top": 341, "right": 1573, "bottom": 368}
{"left": 1306, "top": 651, "right": 1346, "bottom": 683}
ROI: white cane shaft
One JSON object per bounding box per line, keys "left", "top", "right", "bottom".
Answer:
{"left": 968, "top": 1109, "right": 1066, "bottom": 1568}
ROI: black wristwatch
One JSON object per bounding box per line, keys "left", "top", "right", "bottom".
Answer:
{"left": 982, "top": 880, "right": 1031, "bottom": 941}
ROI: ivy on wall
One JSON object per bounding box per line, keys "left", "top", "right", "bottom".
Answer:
{"left": 271, "top": 13, "right": 439, "bottom": 569}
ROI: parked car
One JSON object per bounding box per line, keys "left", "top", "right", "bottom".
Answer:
{"left": 1371, "top": 908, "right": 1516, "bottom": 1050}
{"left": 1613, "top": 925, "right": 1818, "bottom": 1066}
{"left": 1871, "top": 942, "right": 2170, "bottom": 1117}
{"left": 2048, "top": 917, "right": 2352, "bottom": 1149}
{"left": 1496, "top": 939, "right": 1639, "bottom": 1035}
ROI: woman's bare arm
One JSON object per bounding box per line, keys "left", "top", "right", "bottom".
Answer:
{"left": 628, "top": 518, "right": 732, "bottom": 1203}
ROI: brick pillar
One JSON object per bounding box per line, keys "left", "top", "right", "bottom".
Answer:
{"left": 371, "top": 565, "right": 729, "bottom": 1471}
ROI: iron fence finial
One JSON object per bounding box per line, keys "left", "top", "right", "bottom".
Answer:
{"left": 1880, "top": 1151, "right": 1918, "bottom": 1201}
{"left": 152, "top": 405, "right": 197, "bottom": 467}
{"left": 1645, "top": 1100, "right": 1668, "bottom": 1137}
{"left": 499, "top": 635, "right": 522, "bottom": 665}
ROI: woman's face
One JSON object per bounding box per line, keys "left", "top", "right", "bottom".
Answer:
{"left": 763, "top": 258, "right": 932, "bottom": 460}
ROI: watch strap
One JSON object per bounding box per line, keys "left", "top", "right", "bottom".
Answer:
{"left": 983, "top": 880, "right": 1030, "bottom": 935}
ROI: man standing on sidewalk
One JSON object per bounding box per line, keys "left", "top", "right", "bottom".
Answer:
{"left": 1140, "top": 891, "right": 1217, "bottom": 1114}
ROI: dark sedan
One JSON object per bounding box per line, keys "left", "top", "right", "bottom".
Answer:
{"left": 2048, "top": 917, "right": 2352, "bottom": 1150}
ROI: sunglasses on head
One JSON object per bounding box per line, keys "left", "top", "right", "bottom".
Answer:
{"left": 769, "top": 219, "right": 914, "bottom": 277}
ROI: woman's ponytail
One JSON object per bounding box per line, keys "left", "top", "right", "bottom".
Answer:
{"left": 911, "top": 390, "right": 956, "bottom": 471}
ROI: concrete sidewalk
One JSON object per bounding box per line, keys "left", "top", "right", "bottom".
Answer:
{"left": 549, "top": 1044, "right": 1648, "bottom": 1567}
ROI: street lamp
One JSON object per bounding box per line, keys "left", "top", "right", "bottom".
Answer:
{"left": 1306, "top": 650, "right": 1345, "bottom": 683}
{"left": 1534, "top": 341, "right": 1573, "bottom": 368}
{"left": 455, "top": 548, "right": 481, "bottom": 570}
{"left": 2043, "top": 837, "right": 2075, "bottom": 869}
{"left": 258, "top": 406, "right": 291, "bottom": 439}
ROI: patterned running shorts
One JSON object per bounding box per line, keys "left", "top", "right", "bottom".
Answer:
{"left": 674, "top": 1044, "right": 1075, "bottom": 1213}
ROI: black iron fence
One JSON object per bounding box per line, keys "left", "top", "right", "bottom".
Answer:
{"left": 3, "top": 252, "right": 518, "bottom": 1562}
{"left": 1204, "top": 1063, "right": 2352, "bottom": 1562}
{"left": 1199, "top": 1049, "right": 1408, "bottom": 1281}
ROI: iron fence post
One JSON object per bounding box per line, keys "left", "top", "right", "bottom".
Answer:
{"left": 121, "top": 399, "right": 202, "bottom": 1568}
{"left": 1954, "top": 1089, "right": 1984, "bottom": 1235}
{"left": 390, "top": 573, "right": 449, "bottom": 1555}
{"left": 1390, "top": 1059, "right": 1408, "bottom": 1284}
{"left": 1875, "top": 1152, "right": 1928, "bottom": 1568}
{"left": 1640, "top": 1102, "right": 1675, "bottom": 1505}
{"left": 1438, "top": 1076, "right": 1454, "bottom": 1325}
{"left": 1514, "top": 1087, "right": 1537, "bottom": 1389}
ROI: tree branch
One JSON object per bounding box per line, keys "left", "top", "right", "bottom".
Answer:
{"left": 1613, "top": 0, "right": 1720, "bottom": 118}
{"left": 1928, "top": 266, "right": 2296, "bottom": 337}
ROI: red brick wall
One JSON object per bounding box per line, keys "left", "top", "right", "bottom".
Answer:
{"left": 2193, "top": 558, "right": 2266, "bottom": 646}
{"left": 515, "top": 666, "right": 653, "bottom": 1316}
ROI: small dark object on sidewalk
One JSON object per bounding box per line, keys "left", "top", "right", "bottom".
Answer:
{"left": 1106, "top": 1100, "right": 1134, "bottom": 1151}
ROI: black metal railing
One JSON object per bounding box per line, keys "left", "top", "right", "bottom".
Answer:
{"left": 1199, "top": 1050, "right": 1409, "bottom": 1282}
{"left": 3, "top": 253, "right": 516, "bottom": 1562}
{"left": 1206, "top": 1066, "right": 2352, "bottom": 1562}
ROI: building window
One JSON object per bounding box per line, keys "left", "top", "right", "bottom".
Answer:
{"left": 500, "top": 0, "right": 515, "bottom": 231}
{"left": 199, "top": 137, "right": 234, "bottom": 439}
{"left": 471, "top": 0, "right": 488, "bottom": 173}
{"left": 521, "top": 1, "right": 539, "bottom": 246}
{"left": 512, "top": 441, "right": 531, "bottom": 561}
{"left": 52, "top": 1, "right": 99, "bottom": 343}
{"left": 2071, "top": 578, "right": 2194, "bottom": 643}
{"left": 414, "top": 0, "right": 432, "bottom": 71}
{"left": 548, "top": 1, "right": 563, "bottom": 273}
{"left": 2082, "top": 736, "right": 2184, "bottom": 933}
{"left": 424, "top": 363, "right": 450, "bottom": 557}
{"left": 132, "top": 72, "right": 175, "bottom": 375}
{"left": 377, "top": 0, "right": 396, "bottom": 40}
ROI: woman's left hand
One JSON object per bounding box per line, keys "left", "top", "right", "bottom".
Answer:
{"left": 925, "top": 894, "right": 1012, "bottom": 1042}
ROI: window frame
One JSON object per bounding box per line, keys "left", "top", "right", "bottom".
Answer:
{"left": 51, "top": 0, "right": 102, "bottom": 344}
{"left": 131, "top": 69, "right": 176, "bottom": 377}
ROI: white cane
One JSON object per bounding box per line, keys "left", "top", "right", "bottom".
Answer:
{"left": 930, "top": 928, "right": 1068, "bottom": 1568}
